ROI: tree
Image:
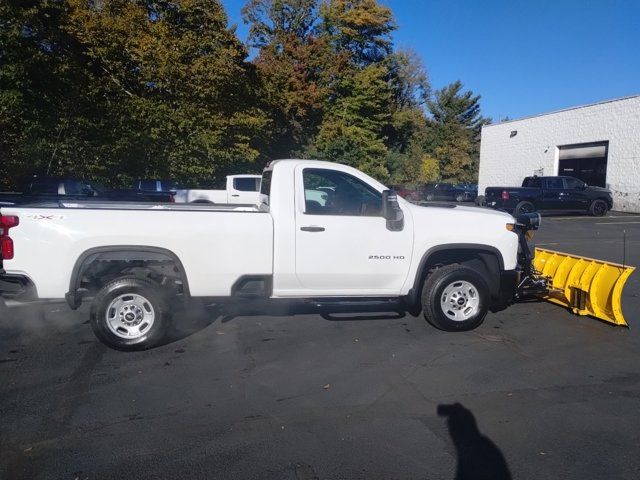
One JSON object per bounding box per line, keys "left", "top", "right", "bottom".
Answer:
{"left": 66, "top": 0, "right": 270, "bottom": 185}
{"left": 243, "top": 0, "right": 318, "bottom": 49}
{"left": 425, "top": 81, "right": 487, "bottom": 183}
{"left": 313, "top": 63, "right": 391, "bottom": 179}
{"left": 0, "top": 0, "right": 270, "bottom": 189}
{"left": 427, "top": 80, "right": 484, "bottom": 135}
{"left": 318, "top": 0, "right": 395, "bottom": 65}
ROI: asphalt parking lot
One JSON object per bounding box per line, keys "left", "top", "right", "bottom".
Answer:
{"left": 1, "top": 212, "right": 639, "bottom": 480}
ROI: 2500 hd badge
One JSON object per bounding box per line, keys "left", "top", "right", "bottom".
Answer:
{"left": 369, "top": 255, "right": 405, "bottom": 260}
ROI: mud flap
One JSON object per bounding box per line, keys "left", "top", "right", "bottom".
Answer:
{"left": 533, "top": 247, "right": 635, "bottom": 326}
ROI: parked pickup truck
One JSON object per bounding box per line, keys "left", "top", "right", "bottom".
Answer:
{"left": 484, "top": 176, "right": 613, "bottom": 216}
{"left": 0, "top": 176, "right": 174, "bottom": 206}
{"left": 173, "top": 174, "right": 261, "bottom": 204}
{"left": 0, "top": 160, "right": 539, "bottom": 351}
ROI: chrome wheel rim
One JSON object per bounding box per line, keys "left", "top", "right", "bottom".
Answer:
{"left": 440, "top": 280, "right": 480, "bottom": 321}
{"left": 105, "top": 294, "right": 155, "bottom": 339}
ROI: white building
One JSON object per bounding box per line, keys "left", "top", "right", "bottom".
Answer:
{"left": 478, "top": 95, "right": 640, "bottom": 212}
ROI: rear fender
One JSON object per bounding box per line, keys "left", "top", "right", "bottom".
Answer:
{"left": 66, "top": 246, "right": 189, "bottom": 309}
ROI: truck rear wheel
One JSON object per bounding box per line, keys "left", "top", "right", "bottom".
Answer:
{"left": 90, "top": 276, "right": 171, "bottom": 351}
{"left": 421, "top": 264, "right": 489, "bottom": 332}
{"left": 514, "top": 201, "right": 535, "bottom": 215}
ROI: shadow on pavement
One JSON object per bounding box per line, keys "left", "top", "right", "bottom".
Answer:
{"left": 163, "top": 300, "right": 407, "bottom": 344}
{"left": 438, "top": 402, "right": 512, "bottom": 480}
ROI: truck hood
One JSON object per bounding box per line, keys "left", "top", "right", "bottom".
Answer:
{"left": 405, "top": 201, "right": 519, "bottom": 270}
{"left": 587, "top": 186, "right": 611, "bottom": 193}
{"left": 407, "top": 202, "right": 514, "bottom": 222}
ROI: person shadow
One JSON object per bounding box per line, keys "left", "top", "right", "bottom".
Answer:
{"left": 437, "top": 403, "right": 512, "bottom": 480}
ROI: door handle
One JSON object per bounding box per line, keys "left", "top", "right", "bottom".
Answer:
{"left": 300, "top": 226, "right": 325, "bottom": 232}
{"left": 231, "top": 194, "right": 240, "bottom": 197}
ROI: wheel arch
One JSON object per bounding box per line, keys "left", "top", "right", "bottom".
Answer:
{"left": 407, "top": 244, "right": 504, "bottom": 310}
{"left": 66, "top": 246, "right": 190, "bottom": 309}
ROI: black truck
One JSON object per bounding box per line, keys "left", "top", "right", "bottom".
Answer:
{"left": 484, "top": 176, "right": 613, "bottom": 216}
{"left": 0, "top": 177, "right": 174, "bottom": 206}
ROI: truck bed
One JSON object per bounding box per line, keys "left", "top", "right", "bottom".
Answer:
{"left": 0, "top": 203, "right": 272, "bottom": 298}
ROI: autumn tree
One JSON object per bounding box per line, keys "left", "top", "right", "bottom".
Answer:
{"left": 1, "top": 0, "right": 270, "bottom": 188}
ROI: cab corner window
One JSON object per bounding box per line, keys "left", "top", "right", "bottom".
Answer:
{"left": 233, "top": 177, "right": 260, "bottom": 192}
{"left": 302, "top": 168, "right": 382, "bottom": 216}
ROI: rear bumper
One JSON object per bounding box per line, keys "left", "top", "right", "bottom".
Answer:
{"left": 490, "top": 269, "right": 520, "bottom": 312}
{"left": 0, "top": 272, "right": 38, "bottom": 303}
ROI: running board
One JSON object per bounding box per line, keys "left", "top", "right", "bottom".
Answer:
{"left": 305, "top": 298, "right": 403, "bottom": 311}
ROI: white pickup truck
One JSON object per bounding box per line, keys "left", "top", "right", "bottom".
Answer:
{"left": 173, "top": 174, "right": 261, "bottom": 204}
{"left": 0, "top": 160, "right": 539, "bottom": 350}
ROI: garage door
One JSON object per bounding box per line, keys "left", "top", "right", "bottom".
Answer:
{"left": 558, "top": 141, "right": 608, "bottom": 187}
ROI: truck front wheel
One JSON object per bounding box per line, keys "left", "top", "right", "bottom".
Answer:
{"left": 90, "top": 276, "right": 171, "bottom": 351}
{"left": 421, "top": 264, "right": 489, "bottom": 331}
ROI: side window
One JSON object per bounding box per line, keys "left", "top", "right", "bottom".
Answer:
{"left": 29, "top": 178, "right": 59, "bottom": 194}
{"left": 545, "top": 178, "right": 564, "bottom": 189}
{"left": 564, "top": 177, "right": 584, "bottom": 189}
{"left": 139, "top": 180, "right": 158, "bottom": 191}
{"left": 160, "top": 181, "right": 181, "bottom": 191}
{"left": 64, "top": 180, "right": 85, "bottom": 195}
{"left": 522, "top": 177, "right": 542, "bottom": 188}
{"left": 233, "top": 177, "right": 260, "bottom": 192}
{"left": 302, "top": 168, "right": 382, "bottom": 216}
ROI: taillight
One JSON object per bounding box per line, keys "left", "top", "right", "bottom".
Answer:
{"left": 501, "top": 190, "right": 510, "bottom": 201}
{"left": 0, "top": 215, "right": 19, "bottom": 260}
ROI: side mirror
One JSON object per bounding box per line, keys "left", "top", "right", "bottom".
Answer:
{"left": 382, "top": 190, "right": 404, "bottom": 231}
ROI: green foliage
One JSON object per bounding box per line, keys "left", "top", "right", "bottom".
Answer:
{"left": 0, "top": 0, "right": 486, "bottom": 190}
{"left": 1, "top": 0, "right": 269, "bottom": 188}
{"left": 424, "top": 81, "right": 487, "bottom": 183}
{"left": 427, "top": 80, "right": 484, "bottom": 134}
{"left": 319, "top": 0, "right": 395, "bottom": 65}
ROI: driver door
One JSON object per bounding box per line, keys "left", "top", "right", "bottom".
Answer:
{"left": 294, "top": 167, "right": 413, "bottom": 295}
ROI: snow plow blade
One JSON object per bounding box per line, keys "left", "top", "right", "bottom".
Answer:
{"left": 533, "top": 247, "right": 635, "bottom": 326}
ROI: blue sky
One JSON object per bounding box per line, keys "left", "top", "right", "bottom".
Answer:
{"left": 221, "top": 0, "right": 640, "bottom": 121}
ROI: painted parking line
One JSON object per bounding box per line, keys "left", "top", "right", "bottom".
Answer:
{"left": 548, "top": 215, "right": 640, "bottom": 220}
{"left": 594, "top": 221, "right": 640, "bottom": 225}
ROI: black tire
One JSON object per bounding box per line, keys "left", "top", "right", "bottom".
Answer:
{"left": 421, "top": 264, "right": 490, "bottom": 332}
{"left": 514, "top": 201, "right": 535, "bottom": 215}
{"left": 589, "top": 199, "right": 608, "bottom": 217}
{"left": 90, "top": 276, "right": 171, "bottom": 351}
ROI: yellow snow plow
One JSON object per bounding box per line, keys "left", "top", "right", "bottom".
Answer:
{"left": 532, "top": 248, "right": 635, "bottom": 326}
{"left": 510, "top": 213, "right": 635, "bottom": 326}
